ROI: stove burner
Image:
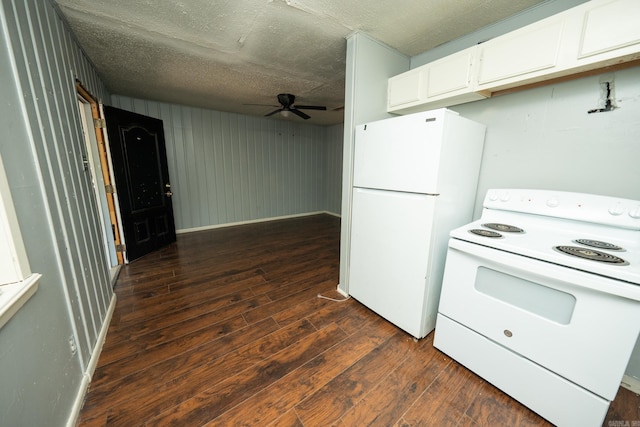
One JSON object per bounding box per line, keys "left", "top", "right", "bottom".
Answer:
{"left": 553, "top": 246, "right": 628, "bottom": 265}
{"left": 573, "top": 239, "right": 624, "bottom": 252}
{"left": 469, "top": 229, "right": 503, "bottom": 238}
{"left": 482, "top": 223, "right": 524, "bottom": 233}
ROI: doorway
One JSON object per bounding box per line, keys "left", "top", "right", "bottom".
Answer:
{"left": 76, "top": 84, "right": 123, "bottom": 272}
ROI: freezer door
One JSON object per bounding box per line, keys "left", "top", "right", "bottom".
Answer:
{"left": 348, "top": 187, "right": 437, "bottom": 338}
{"left": 353, "top": 110, "right": 447, "bottom": 194}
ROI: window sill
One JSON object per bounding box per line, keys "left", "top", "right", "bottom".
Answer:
{"left": 0, "top": 273, "right": 40, "bottom": 330}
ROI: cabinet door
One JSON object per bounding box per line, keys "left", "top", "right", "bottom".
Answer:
{"left": 387, "top": 67, "right": 424, "bottom": 109}
{"left": 387, "top": 46, "right": 485, "bottom": 114}
{"left": 577, "top": 0, "right": 640, "bottom": 60}
{"left": 477, "top": 15, "right": 566, "bottom": 88}
{"left": 427, "top": 47, "right": 478, "bottom": 98}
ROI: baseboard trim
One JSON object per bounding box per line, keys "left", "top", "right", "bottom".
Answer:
{"left": 621, "top": 374, "right": 640, "bottom": 394}
{"left": 176, "top": 211, "right": 341, "bottom": 235}
{"left": 109, "top": 265, "right": 122, "bottom": 288}
{"left": 66, "top": 293, "right": 117, "bottom": 427}
{"left": 323, "top": 211, "right": 341, "bottom": 218}
{"left": 336, "top": 285, "right": 349, "bottom": 298}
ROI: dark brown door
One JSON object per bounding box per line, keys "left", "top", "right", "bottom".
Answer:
{"left": 104, "top": 106, "right": 176, "bottom": 262}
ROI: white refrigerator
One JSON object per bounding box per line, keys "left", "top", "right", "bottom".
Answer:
{"left": 348, "top": 108, "right": 486, "bottom": 339}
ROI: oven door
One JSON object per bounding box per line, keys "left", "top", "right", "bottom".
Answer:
{"left": 437, "top": 238, "right": 640, "bottom": 401}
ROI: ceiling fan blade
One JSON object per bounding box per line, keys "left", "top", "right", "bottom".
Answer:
{"left": 245, "top": 103, "right": 279, "bottom": 107}
{"left": 295, "top": 105, "right": 327, "bottom": 111}
{"left": 265, "top": 109, "right": 282, "bottom": 117}
{"left": 291, "top": 109, "right": 311, "bottom": 120}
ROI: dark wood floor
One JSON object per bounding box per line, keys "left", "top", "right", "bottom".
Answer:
{"left": 78, "top": 214, "right": 639, "bottom": 426}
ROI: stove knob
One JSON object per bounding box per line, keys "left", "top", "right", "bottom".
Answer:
{"left": 609, "top": 203, "right": 624, "bottom": 216}
{"left": 629, "top": 206, "right": 640, "bottom": 219}
{"left": 546, "top": 197, "right": 559, "bottom": 208}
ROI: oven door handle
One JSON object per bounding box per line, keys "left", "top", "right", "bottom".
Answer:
{"left": 447, "top": 238, "right": 640, "bottom": 301}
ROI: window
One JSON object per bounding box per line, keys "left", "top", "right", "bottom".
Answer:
{"left": 0, "top": 152, "right": 39, "bottom": 329}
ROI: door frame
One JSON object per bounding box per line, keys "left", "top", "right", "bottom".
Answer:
{"left": 76, "top": 81, "right": 125, "bottom": 265}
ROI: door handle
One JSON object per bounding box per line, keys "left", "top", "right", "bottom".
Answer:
{"left": 165, "top": 191, "right": 173, "bottom": 197}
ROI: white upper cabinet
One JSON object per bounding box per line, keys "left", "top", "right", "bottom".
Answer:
{"left": 576, "top": 0, "right": 640, "bottom": 64}
{"left": 476, "top": 0, "right": 640, "bottom": 92}
{"left": 388, "top": 46, "right": 486, "bottom": 114}
{"left": 476, "top": 14, "right": 568, "bottom": 90}
{"left": 388, "top": 0, "right": 640, "bottom": 114}
{"left": 388, "top": 67, "right": 424, "bottom": 110}
{"left": 425, "top": 47, "right": 484, "bottom": 100}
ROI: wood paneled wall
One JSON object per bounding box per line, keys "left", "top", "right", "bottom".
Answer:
{"left": 111, "top": 96, "right": 343, "bottom": 231}
{"left": 1, "top": 0, "right": 113, "bottom": 424}
{"left": 323, "top": 122, "right": 344, "bottom": 215}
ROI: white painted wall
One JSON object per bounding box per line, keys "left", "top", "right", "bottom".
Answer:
{"left": 451, "top": 68, "right": 640, "bottom": 214}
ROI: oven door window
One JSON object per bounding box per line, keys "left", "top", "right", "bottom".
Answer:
{"left": 475, "top": 267, "right": 576, "bottom": 324}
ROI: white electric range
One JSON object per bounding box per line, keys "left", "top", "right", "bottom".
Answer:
{"left": 434, "top": 189, "right": 640, "bottom": 427}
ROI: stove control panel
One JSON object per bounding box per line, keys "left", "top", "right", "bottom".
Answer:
{"left": 483, "top": 189, "right": 640, "bottom": 230}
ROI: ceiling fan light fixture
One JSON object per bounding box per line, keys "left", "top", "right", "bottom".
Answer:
{"left": 261, "top": 93, "right": 326, "bottom": 120}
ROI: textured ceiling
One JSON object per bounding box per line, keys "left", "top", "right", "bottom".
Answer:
{"left": 53, "top": 0, "right": 546, "bottom": 125}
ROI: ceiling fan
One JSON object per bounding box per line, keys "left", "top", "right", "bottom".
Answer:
{"left": 261, "top": 93, "right": 327, "bottom": 120}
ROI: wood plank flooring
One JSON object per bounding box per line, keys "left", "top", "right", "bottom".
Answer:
{"left": 77, "top": 214, "right": 640, "bottom": 426}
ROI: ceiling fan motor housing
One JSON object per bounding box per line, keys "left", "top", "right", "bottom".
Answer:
{"left": 277, "top": 93, "right": 295, "bottom": 108}
{"left": 265, "top": 93, "right": 326, "bottom": 119}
